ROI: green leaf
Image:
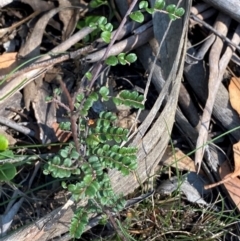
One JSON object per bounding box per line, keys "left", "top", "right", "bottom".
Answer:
{"left": 80, "top": 108, "right": 88, "bottom": 116}
{"left": 0, "top": 135, "right": 8, "bottom": 151}
{"left": 54, "top": 88, "right": 61, "bottom": 95}
{"left": 70, "top": 209, "right": 89, "bottom": 238}
{"left": 175, "top": 7, "right": 185, "bottom": 17}
{"left": 83, "top": 174, "right": 93, "bottom": 184}
{"left": 0, "top": 150, "right": 14, "bottom": 159}
{"left": 168, "top": 13, "right": 177, "bottom": 21}
{"left": 113, "top": 90, "right": 145, "bottom": 109}
{"left": 43, "top": 169, "right": 49, "bottom": 175}
{"left": 112, "top": 97, "right": 121, "bottom": 105}
{"left": 154, "top": 0, "right": 165, "bottom": 10}
{"left": 89, "top": 92, "right": 99, "bottom": 101}
{"left": 146, "top": 8, "right": 154, "bottom": 14}
{"left": 85, "top": 71, "right": 92, "bottom": 81}
{"left": 118, "top": 58, "right": 127, "bottom": 65}
{"left": 129, "top": 161, "right": 138, "bottom": 170}
{"left": 139, "top": 1, "right": 148, "bottom": 9}
{"left": 0, "top": 163, "right": 16, "bottom": 181}
{"left": 97, "top": 16, "right": 107, "bottom": 25}
{"left": 120, "top": 166, "right": 129, "bottom": 176}
{"left": 113, "top": 136, "right": 122, "bottom": 143}
{"left": 101, "top": 31, "right": 111, "bottom": 43}
{"left": 88, "top": 156, "right": 99, "bottom": 164}
{"left": 70, "top": 150, "right": 80, "bottom": 159}
{"left": 76, "top": 93, "right": 84, "bottom": 102}
{"left": 52, "top": 156, "right": 61, "bottom": 165}
{"left": 121, "top": 157, "right": 131, "bottom": 165}
{"left": 85, "top": 185, "right": 97, "bottom": 197}
{"left": 166, "top": 4, "right": 176, "bottom": 14}
{"left": 88, "top": 22, "right": 98, "bottom": 28}
{"left": 105, "top": 56, "right": 118, "bottom": 66}
{"left": 104, "top": 23, "right": 113, "bottom": 32}
{"left": 91, "top": 180, "right": 100, "bottom": 191}
{"left": 90, "top": 0, "right": 108, "bottom": 8}
{"left": 99, "top": 86, "right": 109, "bottom": 97}
{"left": 125, "top": 53, "right": 137, "bottom": 63}
{"left": 117, "top": 53, "right": 127, "bottom": 65}
{"left": 81, "top": 163, "right": 91, "bottom": 174}
{"left": 60, "top": 149, "right": 68, "bottom": 158}
{"left": 72, "top": 168, "right": 81, "bottom": 175}
{"left": 63, "top": 158, "right": 72, "bottom": 167}
{"left": 129, "top": 11, "right": 144, "bottom": 23}
{"left": 45, "top": 96, "right": 52, "bottom": 102}
{"left": 102, "top": 145, "right": 109, "bottom": 152}
{"left": 111, "top": 145, "right": 119, "bottom": 153}
{"left": 84, "top": 99, "right": 94, "bottom": 109}
{"left": 59, "top": 122, "right": 71, "bottom": 131}
{"left": 86, "top": 134, "right": 101, "bottom": 146}
{"left": 91, "top": 159, "right": 102, "bottom": 169}
{"left": 62, "top": 181, "right": 67, "bottom": 189}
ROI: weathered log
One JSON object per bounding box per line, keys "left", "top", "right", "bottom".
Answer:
{"left": 204, "top": 0, "right": 240, "bottom": 23}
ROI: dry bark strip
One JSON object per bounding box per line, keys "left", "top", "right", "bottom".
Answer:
{"left": 2, "top": 1, "right": 191, "bottom": 240}
{"left": 195, "top": 15, "right": 240, "bottom": 172}
{"left": 195, "top": 13, "right": 231, "bottom": 172}
{"left": 204, "top": 0, "right": 240, "bottom": 23}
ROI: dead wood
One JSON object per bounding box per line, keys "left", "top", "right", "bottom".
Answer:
{"left": 195, "top": 13, "right": 232, "bottom": 172}
{"left": 204, "top": 0, "right": 240, "bottom": 23}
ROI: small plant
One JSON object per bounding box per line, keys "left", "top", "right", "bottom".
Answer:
{"left": 43, "top": 85, "right": 143, "bottom": 238}
{"left": 130, "top": 0, "right": 185, "bottom": 23}
{"left": 42, "top": 0, "right": 186, "bottom": 238}
{"left": 0, "top": 135, "right": 16, "bottom": 182}
{"left": 88, "top": 16, "right": 113, "bottom": 43}
{"left": 105, "top": 53, "right": 137, "bottom": 66}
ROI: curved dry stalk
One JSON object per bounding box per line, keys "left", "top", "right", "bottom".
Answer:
{"left": 195, "top": 15, "right": 240, "bottom": 173}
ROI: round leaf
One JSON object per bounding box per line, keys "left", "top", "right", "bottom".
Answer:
{"left": 118, "top": 58, "right": 127, "bottom": 65}
{"left": 85, "top": 185, "right": 97, "bottom": 197}
{"left": 0, "top": 163, "right": 16, "bottom": 181}
{"left": 105, "top": 56, "right": 118, "bottom": 66}
{"left": 97, "top": 16, "right": 107, "bottom": 25}
{"left": 125, "top": 53, "right": 137, "bottom": 63}
{"left": 175, "top": 8, "right": 185, "bottom": 17}
{"left": 101, "top": 31, "right": 111, "bottom": 43}
{"left": 129, "top": 11, "right": 144, "bottom": 23}
{"left": 154, "top": 0, "right": 165, "bottom": 10}
{"left": 166, "top": 4, "right": 176, "bottom": 14}
{"left": 139, "top": 1, "right": 148, "bottom": 9}
{"left": 0, "top": 135, "right": 8, "bottom": 151}
{"left": 104, "top": 23, "right": 113, "bottom": 32}
{"left": 85, "top": 72, "right": 92, "bottom": 81}
{"left": 99, "top": 86, "right": 109, "bottom": 96}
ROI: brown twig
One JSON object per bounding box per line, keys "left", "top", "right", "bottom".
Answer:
{"left": 0, "top": 45, "right": 93, "bottom": 82}
{"left": 57, "top": 76, "right": 80, "bottom": 153}
{"left": 0, "top": 116, "right": 35, "bottom": 137}
{"left": 190, "top": 14, "right": 240, "bottom": 52}
{"left": 48, "top": 98, "right": 71, "bottom": 112}
{"left": 104, "top": 209, "right": 128, "bottom": 241}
